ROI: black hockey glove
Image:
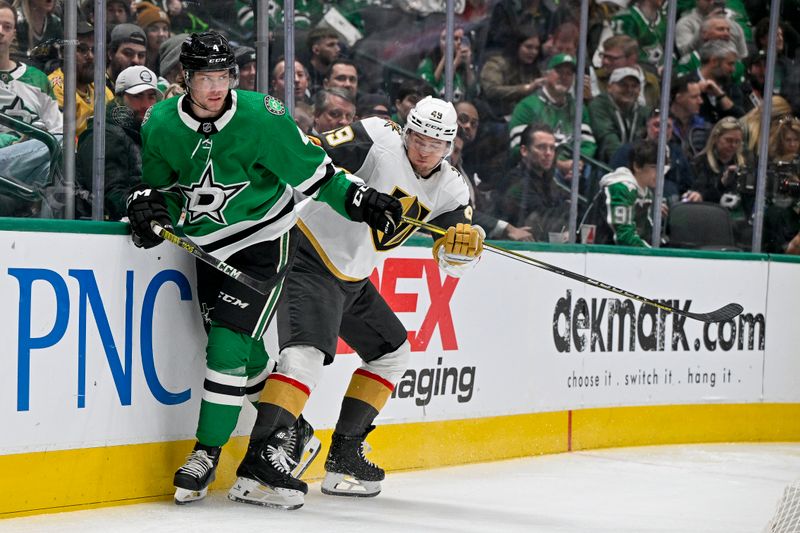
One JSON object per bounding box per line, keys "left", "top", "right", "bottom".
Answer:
{"left": 344, "top": 184, "right": 403, "bottom": 236}
{"left": 126, "top": 184, "right": 173, "bottom": 249}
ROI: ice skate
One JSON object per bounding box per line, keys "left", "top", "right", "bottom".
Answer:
{"left": 228, "top": 416, "right": 321, "bottom": 510}
{"left": 321, "top": 425, "right": 384, "bottom": 497}
{"left": 173, "top": 445, "right": 221, "bottom": 504}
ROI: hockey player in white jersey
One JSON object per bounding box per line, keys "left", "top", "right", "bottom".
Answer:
{"left": 228, "top": 96, "right": 485, "bottom": 509}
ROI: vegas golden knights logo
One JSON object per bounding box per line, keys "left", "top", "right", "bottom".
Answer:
{"left": 372, "top": 186, "right": 430, "bottom": 251}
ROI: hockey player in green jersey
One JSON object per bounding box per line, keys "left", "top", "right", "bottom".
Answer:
{"left": 124, "top": 31, "right": 402, "bottom": 505}
{"left": 226, "top": 96, "right": 485, "bottom": 510}
{"left": 596, "top": 138, "right": 665, "bottom": 247}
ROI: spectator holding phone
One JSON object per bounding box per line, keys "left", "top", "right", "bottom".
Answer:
{"left": 417, "top": 26, "right": 477, "bottom": 102}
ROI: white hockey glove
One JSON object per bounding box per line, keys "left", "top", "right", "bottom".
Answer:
{"left": 433, "top": 223, "right": 485, "bottom": 277}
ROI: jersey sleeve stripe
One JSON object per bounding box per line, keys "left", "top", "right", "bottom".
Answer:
{"left": 295, "top": 160, "right": 335, "bottom": 197}
{"left": 204, "top": 196, "right": 295, "bottom": 253}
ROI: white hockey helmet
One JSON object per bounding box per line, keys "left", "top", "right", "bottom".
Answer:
{"left": 404, "top": 96, "right": 458, "bottom": 143}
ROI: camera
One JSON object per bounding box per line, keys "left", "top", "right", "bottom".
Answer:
{"left": 731, "top": 165, "right": 755, "bottom": 196}
{"left": 773, "top": 159, "right": 800, "bottom": 197}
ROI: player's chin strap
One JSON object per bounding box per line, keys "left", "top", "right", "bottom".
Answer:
{"left": 186, "top": 91, "right": 212, "bottom": 113}
{"left": 401, "top": 216, "right": 743, "bottom": 324}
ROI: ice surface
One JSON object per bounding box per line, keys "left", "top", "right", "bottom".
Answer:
{"left": 1, "top": 442, "right": 798, "bottom": 533}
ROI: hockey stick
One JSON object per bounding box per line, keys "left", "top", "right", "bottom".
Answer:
{"left": 402, "top": 216, "right": 744, "bottom": 324}
{"left": 151, "top": 222, "right": 272, "bottom": 295}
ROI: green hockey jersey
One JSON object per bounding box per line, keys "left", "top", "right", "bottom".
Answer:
{"left": 599, "top": 167, "right": 653, "bottom": 247}
{"left": 508, "top": 87, "right": 596, "bottom": 158}
{"left": 611, "top": 5, "right": 666, "bottom": 67}
{"left": 140, "top": 90, "right": 354, "bottom": 260}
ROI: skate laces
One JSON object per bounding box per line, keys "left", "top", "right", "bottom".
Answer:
{"left": 179, "top": 450, "right": 214, "bottom": 477}
{"left": 358, "top": 441, "right": 378, "bottom": 469}
{"left": 266, "top": 430, "right": 298, "bottom": 474}
{"left": 267, "top": 445, "right": 299, "bottom": 473}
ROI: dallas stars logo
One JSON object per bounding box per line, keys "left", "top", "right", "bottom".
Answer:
{"left": 0, "top": 96, "right": 38, "bottom": 124}
{"left": 264, "top": 95, "right": 285, "bottom": 116}
{"left": 179, "top": 160, "right": 248, "bottom": 225}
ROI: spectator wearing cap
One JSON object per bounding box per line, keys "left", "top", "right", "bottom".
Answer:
{"left": 48, "top": 21, "right": 114, "bottom": 137}
{"left": 14, "top": 0, "right": 62, "bottom": 58}
{"left": 113, "top": 65, "right": 163, "bottom": 126}
{"left": 157, "top": 32, "right": 188, "bottom": 90}
{"left": 136, "top": 2, "right": 171, "bottom": 74}
{"left": 107, "top": 24, "right": 148, "bottom": 93}
{"left": 356, "top": 93, "right": 390, "bottom": 120}
{"left": 234, "top": 46, "right": 256, "bottom": 92}
{"left": 589, "top": 66, "right": 649, "bottom": 163}
{"left": 508, "top": 52, "right": 596, "bottom": 181}
{"left": 76, "top": 65, "right": 163, "bottom": 220}
{"left": 590, "top": 35, "right": 660, "bottom": 109}
{"left": 271, "top": 57, "right": 310, "bottom": 104}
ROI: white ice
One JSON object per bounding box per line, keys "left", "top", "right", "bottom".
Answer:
{"left": 2, "top": 442, "right": 798, "bottom": 533}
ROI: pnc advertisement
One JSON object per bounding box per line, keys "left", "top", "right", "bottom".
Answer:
{"left": 0, "top": 230, "right": 796, "bottom": 455}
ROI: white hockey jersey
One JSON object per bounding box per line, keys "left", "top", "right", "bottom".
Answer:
{"left": 0, "top": 62, "right": 62, "bottom": 147}
{"left": 298, "top": 116, "right": 471, "bottom": 281}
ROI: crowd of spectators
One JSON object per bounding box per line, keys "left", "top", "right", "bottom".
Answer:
{"left": 1, "top": 0, "right": 799, "bottom": 252}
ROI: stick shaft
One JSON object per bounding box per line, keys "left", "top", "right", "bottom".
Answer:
{"left": 151, "top": 223, "right": 270, "bottom": 295}
{"left": 402, "top": 216, "right": 742, "bottom": 323}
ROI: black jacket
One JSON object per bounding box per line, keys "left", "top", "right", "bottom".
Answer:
{"left": 495, "top": 161, "right": 572, "bottom": 239}
{"left": 75, "top": 101, "right": 143, "bottom": 220}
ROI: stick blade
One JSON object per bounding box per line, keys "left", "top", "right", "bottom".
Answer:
{"left": 684, "top": 303, "right": 744, "bottom": 323}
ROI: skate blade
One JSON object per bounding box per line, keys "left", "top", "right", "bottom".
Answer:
{"left": 320, "top": 472, "right": 381, "bottom": 498}
{"left": 292, "top": 435, "right": 322, "bottom": 479}
{"left": 174, "top": 486, "right": 208, "bottom": 505}
{"left": 227, "top": 476, "right": 305, "bottom": 510}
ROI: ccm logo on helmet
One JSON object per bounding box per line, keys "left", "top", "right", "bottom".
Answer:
{"left": 209, "top": 58, "right": 227, "bottom": 63}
